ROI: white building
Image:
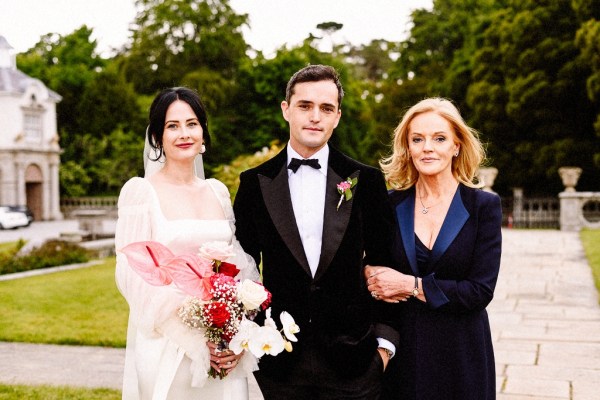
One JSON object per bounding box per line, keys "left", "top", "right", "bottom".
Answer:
{"left": 0, "top": 35, "right": 62, "bottom": 221}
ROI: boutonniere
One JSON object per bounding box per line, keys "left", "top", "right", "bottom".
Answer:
{"left": 336, "top": 177, "right": 358, "bottom": 210}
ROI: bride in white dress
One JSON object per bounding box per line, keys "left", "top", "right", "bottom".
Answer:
{"left": 115, "top": 87, "right": 259, "bottom": 400}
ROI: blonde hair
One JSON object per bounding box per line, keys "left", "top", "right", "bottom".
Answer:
{"left": 380, "top": 97, "right": 486, "bottom": 190}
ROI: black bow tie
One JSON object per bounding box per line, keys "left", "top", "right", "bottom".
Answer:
{"left": 287, "top": 157, "right": 322, "bottom": 173}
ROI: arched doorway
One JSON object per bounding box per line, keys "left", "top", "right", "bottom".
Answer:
{"left": 25, "top": 164, "right": 43, "bottom": 221}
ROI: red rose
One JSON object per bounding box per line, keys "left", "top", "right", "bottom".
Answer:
{"left": 219, "top": 262, "right": 240, "bottom": 278}
{"left": 205, "top": 302, "right": 230, "bottom": 328}
{"left": 262, "top": 291, "right": 272, "bottom": 310}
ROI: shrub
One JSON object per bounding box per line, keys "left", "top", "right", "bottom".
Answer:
{"left": 0, "top": 240, "right": 90, "bottom": 275}
{"left": 212, "top": 141, "right": 284, "bottom": 200}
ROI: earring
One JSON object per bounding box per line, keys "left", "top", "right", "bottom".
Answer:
{"left": 454, "top": 151, "right": 459, "bottom": 157}
{"left": 200, "top": 144, "right": 206, "bottom": 154}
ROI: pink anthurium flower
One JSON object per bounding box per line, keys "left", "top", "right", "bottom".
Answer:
{"left": 120, "top": 241, "right": 175, "bottom": 286}
{"left": 165, "top": 254, "right": 215, "bottom": 300}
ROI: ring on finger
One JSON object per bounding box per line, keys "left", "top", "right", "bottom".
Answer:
{"left": 371, "top": 291, "right": 378, "bottom": 299}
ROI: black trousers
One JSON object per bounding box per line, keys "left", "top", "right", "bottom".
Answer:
{"left": 254, "top": 338, "right": 384, "bottom": 400}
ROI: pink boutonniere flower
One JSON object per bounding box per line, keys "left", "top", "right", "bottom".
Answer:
{"left": 336, "top": 177, "right": 358, "bottom": 210}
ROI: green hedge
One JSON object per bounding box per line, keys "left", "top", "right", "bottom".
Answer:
{"left": 0, "top": 240, "right": 90, "bottom": 275}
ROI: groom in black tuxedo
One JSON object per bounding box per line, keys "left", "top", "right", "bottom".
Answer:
{"left": 233, "top": 64, "right": 398, "bottom": 399}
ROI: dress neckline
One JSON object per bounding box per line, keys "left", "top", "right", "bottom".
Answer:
{"left": 146, "top": 178, "right": 229, "bottom": 223}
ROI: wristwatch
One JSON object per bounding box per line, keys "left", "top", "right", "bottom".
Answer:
{"left": 412, "top": 276, "right": 420, "bottom": 297}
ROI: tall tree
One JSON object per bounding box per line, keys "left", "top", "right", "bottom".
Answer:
{"left": 123, "top": 0, "right": 248, "bottom": 94}
{"left": 17, "top": 26, "right": 104, "bottom": 136}
{"left": 467, "top": 0, "right": 600, "bottom": 194}
{"left": 76, "top": 62, "right": 145, "bottom": 139}
{"left": 574, "top": 3, "right": 600, "bottom": 168}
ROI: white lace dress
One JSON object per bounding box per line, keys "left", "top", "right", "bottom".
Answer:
{"left": 115, "top": 177, "right": 259, "bottom": 400}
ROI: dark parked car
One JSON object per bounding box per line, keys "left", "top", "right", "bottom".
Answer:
{"left": 4, "top": 205, "right": 34, "bottom": 225}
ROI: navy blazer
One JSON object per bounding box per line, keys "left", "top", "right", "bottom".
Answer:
{"left": 383, "top": 184, "right": 502, "bottom": 400}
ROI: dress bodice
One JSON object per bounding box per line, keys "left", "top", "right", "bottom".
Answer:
{"left": 144, "top": 180, "right": 233, "bottom": 254}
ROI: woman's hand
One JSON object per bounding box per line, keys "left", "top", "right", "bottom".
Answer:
{"left": 207, "top": 341, "right": 243, "bottom": 375}
{"left": 365, "top": 265, "right": 415, "bottom": 303}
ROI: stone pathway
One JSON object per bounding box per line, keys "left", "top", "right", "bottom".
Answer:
{"left": 490, "top": 229, "right": 600, "bottom": 399}
{"left": 1, "top": 228, "right": 599, "bottom": 399}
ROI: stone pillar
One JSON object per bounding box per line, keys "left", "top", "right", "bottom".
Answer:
{"left": 559, "top": 192, "right": 581, "bottom": 231}
{"left": 477, "top": 167, "right": 498, "bottom": 193}
{"left": 48, "top": 160, "right": 63, "bottom": 220}
{"left": 512, "top": 187, "right": 523, "bottom": 228}
{"left": 15, "top": 161, "right": 25, "bottom": 205}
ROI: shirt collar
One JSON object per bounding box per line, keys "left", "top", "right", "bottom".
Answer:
{"left": 287, "top": 142, "right": 329, "bottom": 176}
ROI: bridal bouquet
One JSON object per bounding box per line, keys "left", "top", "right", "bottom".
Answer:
{"left": 120, "top": 240, "right": 299, "bottom": 379}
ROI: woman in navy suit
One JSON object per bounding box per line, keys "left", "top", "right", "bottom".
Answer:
{"left": 366, "top": 98, "right": 502, "bottom": 399}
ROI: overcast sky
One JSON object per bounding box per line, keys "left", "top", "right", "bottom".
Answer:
{"left": 0, "top": 0, "right": 432, "bottom": 56}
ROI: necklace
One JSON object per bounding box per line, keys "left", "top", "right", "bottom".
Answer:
{"left": 417, "top": 190, "right": 441, "bottom": 214}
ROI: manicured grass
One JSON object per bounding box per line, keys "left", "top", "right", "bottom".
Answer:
{"left": 0, "top": 384, "right": 120, "bottom": 400}
{"left": 581, "top": 228, "right": 600, "bottom": 300}
{"left": 0, "top": 257, "right": 128, "bottom": 347}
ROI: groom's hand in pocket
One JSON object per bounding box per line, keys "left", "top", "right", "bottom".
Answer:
{"left": 377, "top": 347, "right": 391, "bottom": 371}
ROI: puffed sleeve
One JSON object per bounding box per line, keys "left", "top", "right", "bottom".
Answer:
{"left": 208, "top": 178, "right": 260, "bottom": 282}
{"left": 115, "top": 177, "right": 154, "bottom": 305}
{"left": 115, "top": 178, "right": 182, "bottom": 337}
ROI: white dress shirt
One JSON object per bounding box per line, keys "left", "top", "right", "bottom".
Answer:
{"left": 286, "top": 143, "right": 395, "bottom": 357}
{"left": 287, "top": 144, "right": 328, "bottom": 277}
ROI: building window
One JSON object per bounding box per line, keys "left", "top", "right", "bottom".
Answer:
{"left": 23, "top": 111, "right": 43, "bottom": 142}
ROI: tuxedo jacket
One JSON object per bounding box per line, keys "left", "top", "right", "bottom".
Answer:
{"left": 233, "top": 145, "right": 399, "bottom": 377}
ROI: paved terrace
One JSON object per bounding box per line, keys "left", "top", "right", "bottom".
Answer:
{"left": 491, "top": 229, "right": 600, "bottom": 399}
{"left": 0, "top": 228, "right": 599, "bottom": 399}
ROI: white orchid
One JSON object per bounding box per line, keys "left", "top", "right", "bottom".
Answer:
{"left": 229, "top": 318, "right": 260, "bottom": 355}
{"left": 248, "top": 325, "right": 285, "bottom": 357}
{"left": 280, "top": 311, "right": 300, "bottom": 342}
{"left": 263, "top": 307, "right": 277, "bottom": 330}
{"left": 283, "top": 340, "right": 294, "bottom": 352}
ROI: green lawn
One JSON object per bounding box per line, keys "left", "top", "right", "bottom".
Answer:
{"left": 0, "top": 384, "right": 120, "bottom": 400}
{"left": 581, "top": 228, "right": 600, "bottom": 300}
{"left": 0, "top": 257, "right": 128, "bottom": 347}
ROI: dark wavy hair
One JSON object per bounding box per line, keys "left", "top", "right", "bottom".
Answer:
{"left": 147, "top": 87, "right": 211, "bottom": 160}
{"left": 285, "top": 64, "right": 344, "bottom": 109}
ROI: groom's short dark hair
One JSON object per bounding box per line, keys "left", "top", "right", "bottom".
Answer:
{"left": 285, "top": 64, "right": 344, "bottom": 108}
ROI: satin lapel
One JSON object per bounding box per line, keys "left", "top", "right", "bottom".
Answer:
{"left": 314, "top": 168, "right": 359, "bottom": 281}
{"left": 430, "top": 188, "right": 469, "bottom": 266}
{"left": 258, "top": 165, "right": 311, "bottom": 277}
{"left": 396, "top": 194, "right": 418, "bottom": 276}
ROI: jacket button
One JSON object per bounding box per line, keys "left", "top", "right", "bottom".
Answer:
{"left": 310, "top": 285, "right": 320, "bottom": 292}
